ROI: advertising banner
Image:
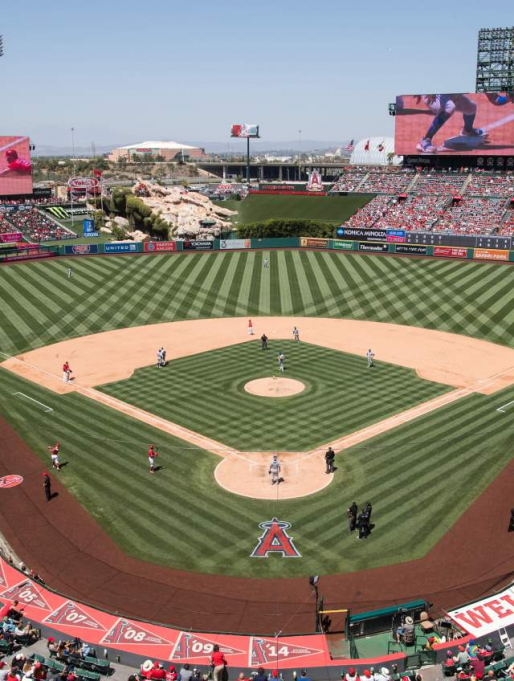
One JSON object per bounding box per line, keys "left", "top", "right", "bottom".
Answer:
{"left": 64, "top": 244, "right": 99, "bottom": 255}
{"left": 300, "top": 237, "right": 329, "bottom": 248}
{"left": 386, "top": 229, "right": 406, "bottom": 243}
{"left": 395, "top": 92, "right": 514, "bottom": 156}
{"left": 220, "top": 239, "right": 251, "bottom": 250}
{"left": 473, "top": 248, "right": 509, "bottom": 261}
{"left": 104, "top": 242, "right": 140, "bottom": 254}
{"left": 231, "top": 124, "right": 260, "bottom": 138}
{"left": 449, "top": 586, "right": 514, "bottom": 637}
{"left": 395, "top": 244, "right": 428, "bottom": 255}
{"left": 336, "top": 227, "right": 387, "bottom": 242}
{"left": 433, "top": 246, "right": 468, "bottom": 258}
{"left": 83, "top": 218, "right": 96, "bottom": 235}
{"left": 0, "top": 136, "right": 33, "bottom": 197}
{"left": 0, "top": 232, "right": 23, "bottom": 243}
{"left": 183, "top": 240, "right": 214, "bottom": 250}
{"left": 332, "top": 240, "right": 354, "bottom": 250}
{"left": 143, "top": 241, "right": 177, "bottom": 252}
{"left": 359, "top": 242, "right": 389, "bottom": 253}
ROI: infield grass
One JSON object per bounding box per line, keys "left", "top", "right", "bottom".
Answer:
{"left": 100, "top": 340, "right": 450, "bottom": 451}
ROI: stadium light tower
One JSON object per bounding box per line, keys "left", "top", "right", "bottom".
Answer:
{"left": 0, "top": 35, "right": 4, "bottom": 57}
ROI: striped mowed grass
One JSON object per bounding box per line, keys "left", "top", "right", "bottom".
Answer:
{"left": 0, "top": 251, "right": 513, "bottom": 577}
{"left": 100, "top": 340, "right": 450, "bottom": 452}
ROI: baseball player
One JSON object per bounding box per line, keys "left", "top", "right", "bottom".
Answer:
{"left": 47, "top": 443, "right": 61, "bottom": 471}
{"left": 261, "top": 333, "right": 268, "bottom": 350}
{"left": 248, "top": 319, "right": 254, "bottom": 335}
{"left": 148, "top": 444, "right": 158, "bottom": 474}
{"left": 67, "top": 267, "right": 72, "bottom": 279}
{"left": 269, "top": 454, "right": 281, "bottom": 485}
{"left": 278, "top": 351, "right": 285, "bottom": 372}
{"left": 263, "top": 257, "right": 269, "bottom": 269}
{"left": 157, "top": 348, "right": 163, "bottom": 368}
{"left": 62, "top": 361, "right": 72, "bottom": 383}
{"left": 416, "top": 94, "right": 489, "bottom": 153}
{"left": 0, "top": 149, "right": 32, "bottom": 176}
{"left": 366, "top": 349, "right": 375, "bottom": 368}
{"left": 293, "top": 326, "right": 300, "bottom": 342}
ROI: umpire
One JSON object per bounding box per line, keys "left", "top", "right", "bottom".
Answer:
{"left": 43, "top": 472, "right": 52, "bottom": 502}
{"left": 347, "top": 502, "right": 358, "bottom": 533}
{"left": 325, "top": 446, "right": 335, "bottom": 474}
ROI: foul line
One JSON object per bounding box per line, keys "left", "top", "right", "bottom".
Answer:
{"left": 12, "top": 392, "right": 53, "bottom": 413}
{"left": 497, "top": 399, "right": 514, "bottom": 414}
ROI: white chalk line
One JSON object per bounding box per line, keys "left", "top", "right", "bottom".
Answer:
{"left": 12, "top": 392, "right": 53, "bottom": 413}
{"left": 497, "top": 399, "right": 514, "bottom": 414}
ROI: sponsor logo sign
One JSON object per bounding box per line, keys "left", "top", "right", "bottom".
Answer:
{"left": 337, "top": 227, "right": 387, "bottom": 242}
{"left": 386, "top": 229, "right": 406, "bottom": 243}
{"left": 216, "top": 184, "right": 234, "bottom": 194}
{"left": 359, "top": 242, "right": 389, "bottom": 253}
{"left": 171, "top": 632, "right": 246, "bottom": 661}
{"left": 104, "top": 242, "right": 139, "bottom": 253}
{"left": 474, "top": 248, "right": 509, "bottom": 261}
{"left": 251, "top": 518, "right": 301, "bottom": 558}
{"left": 1, "top": 581, "right": 51, "bottom": 611}
{"left": 250, "top": 637, "right": 323, "bottom": 666}
{"left": 220, "top": 239, "right": 251, "bottom": 250}
{"left": 45, "top": 601, "right": 106, "bottom": 631}
{"left": 0, "top": 232, "right": 23, "bottom": 243}
{"left": 67, "top": 177, "right": 99, "bottom": 191}
{"left": 258, "top": 184, "right": 299, "bottom": 192}
{"left": 306, "top": 169, "right": 324, "bottom": 192}
{"left": 182, "top": 240, "right": 214, "bottom": 251}
{"left": 64, "top": 244, "right": 99, "bottom": 255}
{"left": 102, "top": 618, "right": 174, "bottom": 646}
{"left": 395, "top": 244, "right": 428, "bottom": 255}
{"left": 300, "top": 237, "right": 329, "bottom": 249}
{"left": 143, "top": 241, "right": 177, "bottom": 252}
{"left": 0, "top": 475, "right": 23, "bottom": 488}
{"left": 332, "top": 240, "right": 353, "bottom": 251}
{"left": 449, "top": 586, "right": 514, "bottom": 637}
{"left": 83, "top": 232, "right": 99, "bottom": 238}
{"left": 433, "top": 246, "right": 468, "bottom": 259}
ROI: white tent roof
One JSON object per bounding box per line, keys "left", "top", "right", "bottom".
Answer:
{"left": 350, "top": 137, "right": 402, "bottom": 166}
{"left": 119, "top": 140, "right": 200, "bottom": 151}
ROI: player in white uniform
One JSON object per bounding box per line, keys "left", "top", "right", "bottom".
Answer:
{"left": 278, "top": 352, "right": 285, "bottom": 372}
{"left": 366, "top": 349, "right": 375, "bottom": 368}
{"left": 263, "top": 257, "right": 269, "bottom": 269}
{"left": 67, "top": 267, "right": 72, "bottom": 279}
{"left": 47, "top": 443, "right": 61, "bottom": 471}
{"left": 269, "top": 454, "right": 281, "bottom": 485}
{"left": 293, "top": 327, "right": 300, "bottom": 342}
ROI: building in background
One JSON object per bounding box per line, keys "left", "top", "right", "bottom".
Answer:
{"left": 108, "top": 140, "right": 206, "bottom": 163}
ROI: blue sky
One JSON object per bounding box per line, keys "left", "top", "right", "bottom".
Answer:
{"left": 2, "top": 0, "right": 513, "bottom": 148}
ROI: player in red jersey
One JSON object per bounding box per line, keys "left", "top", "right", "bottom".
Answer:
{"left": 0, "top": 150, "right": 32, "bottom": 175}
{"left": 148, "top": 445, "right": 158, "bottom": 473}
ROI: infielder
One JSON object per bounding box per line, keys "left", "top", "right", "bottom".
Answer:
{"left": 269, "top": 454, "right": 281, "bottom": 485}
{"left": 47, "top": 443, "right": 61, "bottom": 471}
{"left": 278, "top": 351, "right": 285, "bottom": 372}
{"left": 293, "top": 326, "right": 300, "bottom": 342}
{"left": 62, "top": 361, "right": 72, "bottom": 383}
{"left": 366, "top": 349, "right": 375, "bottom": 368}
{"left": 148, "top": 444, "right": 158, "bottom": 474}
{"left": 248, "top": 319, "right": 254, "bottom": 335}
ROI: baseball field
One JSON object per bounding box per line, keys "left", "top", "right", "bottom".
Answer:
{"left": 1, "top": 248, "right": 514, "bottom": 591}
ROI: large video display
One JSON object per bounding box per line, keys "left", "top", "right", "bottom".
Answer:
{"left": 0, "top": 136, "right": 33, "bottom": 195}
{"left": 231, "top": 124, "right": 260, "bottom": 138}
{"left": 395, "top": 93, "right": 514, "bottom": 156}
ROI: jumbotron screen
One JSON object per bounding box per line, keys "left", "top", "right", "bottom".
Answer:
{"left": 231, "top": 124, "right": 260, "bottom": 138}
{"left": 395, "top": 92, "right": 514, "bottom": 156}
{"left": 0, "top": 136, "right": 33, "bottom": 195}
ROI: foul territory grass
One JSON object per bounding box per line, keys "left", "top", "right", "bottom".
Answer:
{"left": 100, "top": 340, "right": 450, "bottom": 451}
{"left": 1, "top": 366, "right": 513, "bottom": 578}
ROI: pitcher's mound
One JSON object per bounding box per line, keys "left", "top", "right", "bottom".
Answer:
{"left": 244, "top": 377, "right": 305, "bottom": 397}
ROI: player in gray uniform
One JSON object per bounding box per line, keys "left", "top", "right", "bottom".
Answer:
{"left": 366, "top": 349, "right": 375, "bottom": 368}
{"left": 293, "top": 326, "right": 300, "bottom": 341}
{"left": 278, "top": 352, "right": 285, "bottom": 372}
{"left": 269, "top": 454, "right": 281, "bottom": 485}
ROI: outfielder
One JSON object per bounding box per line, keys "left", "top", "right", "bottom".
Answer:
{"left": 263, "top": 257, "right": 269, "bottom": 269}
{"left": 269, "top": 454, "right": 281, "bottom": 485}
{"left": 278, "top": 351, "right": 285, "bottom": 372}
{"left": 366, "top": 349, "right": 375, "bottom": 368}
{"left": 148, "top": 444, "right": 158, "bottom": 474}
{"left": 62, "top": 361, "right": 72, "bottom": 383}
{"left": 47, "top": 443, "right": 61, "bottom": 471}
{"left": 67, "top": 267, "right": 72, "bottom": 279}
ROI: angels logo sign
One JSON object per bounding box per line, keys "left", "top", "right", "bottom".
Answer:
{"left": 1, "top": 581, "right": 51, "bottom": 611}
{"left": 0, "top": 475, "right": 23, "bottom": 489}
{"left": 250, "top": 637, "right": 323, "bottom": 666}
{"left": 45, "top": 601, "right": 106, "bottom": 631}
{"left": 250, "top": 519, "right": 301, "bottom": 558}
{"left": 102, "top": 618, "right": 173, "bottom": 646}
{"left": 171, "top": 632, "right": 245, "bottom": 661}
{"left": 306, "top": 169, "right": 323, "bottom": 192}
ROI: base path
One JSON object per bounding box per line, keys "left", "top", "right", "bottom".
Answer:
{"left": 3, "top": 318, "right": 514, "bottom": 501}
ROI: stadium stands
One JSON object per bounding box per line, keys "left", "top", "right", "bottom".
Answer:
{"left": 374, "top": 195, "right": 447, "bottom": 231}
{"left": 344, "top": 195, "right": 391, "bottom": 228}
{"left": 466, "top": 172, "right": 514, "bottom": 197}
{"left": 358, "top": 168, "right": 415, "bottom": 194}
{"left": 3, "top": 208, "right": 75, "bottom": 242}
{"left": 434, "top": 198, "right": 507, "bottom": 235}
{"left": 330, "top": 167, "right": 370, "bottom": 192}
{"left": 409, "top": 171, "right": 467, "bottom": 196}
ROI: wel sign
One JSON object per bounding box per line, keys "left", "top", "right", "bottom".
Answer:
{"left": 449, "top": 586, "right": 514, "bottom": 636}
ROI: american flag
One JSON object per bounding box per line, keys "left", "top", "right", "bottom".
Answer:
{"left": 346, "top": 139, "right": 354, "bottom": 152}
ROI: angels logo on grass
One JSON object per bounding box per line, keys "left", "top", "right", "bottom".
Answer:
{"left": 306, "top": 169, "right": 323, "bottom": 192}
{"left": 170, "top": 632, "right": 246, "bottom": 661}
{"left": 251, "top": 519, "right": 301, "bottom": 558}
{"left": 1, "top": 581, "right": 51, "bottom": 611}
{"left": 44, "top": 601, "right": 106, "bottom": 631}
{"left": 101, "top": 618, "right": 173, "bottom": 646}
{"left": 249, "top": 637, "right": 323, "bottom": 666}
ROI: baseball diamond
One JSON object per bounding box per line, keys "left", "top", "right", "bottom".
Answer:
{"left": 1, "top": 249, "right": 514, "bottom": 636}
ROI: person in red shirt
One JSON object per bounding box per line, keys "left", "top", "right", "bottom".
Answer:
{"left": 0, "top": 150, "right": 32, "bottom": 175}
{"left": 149, "top": 662, "right": 166, "bottom": 681}
{"left": 166, "top": 666, "right": 178, "bottom": 681}
{"left": 148, "top": 445, "right": 158, "bottom": 474}
{"left": 210, "top": 645, "right": 227, "bottom": 681}
{"left": 62, "top": 361, "right": 72, "bottom": 383}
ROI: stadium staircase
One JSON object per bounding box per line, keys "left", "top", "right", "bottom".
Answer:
{"left": 405, "top": 173, "right": 420, "bottom": 192}
{"left": 459, "top": 173, "right": 473, "bottom": 194}
{"left": 355, "top": 172, "right": 370, "bottom": 192}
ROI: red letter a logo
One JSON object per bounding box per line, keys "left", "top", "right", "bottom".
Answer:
{"left": 250, "top": 518, "right": 301, "bottom": 558}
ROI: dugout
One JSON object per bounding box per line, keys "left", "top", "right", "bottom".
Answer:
{"left": 346, "top": 600, "right": 427, "bottom": 638}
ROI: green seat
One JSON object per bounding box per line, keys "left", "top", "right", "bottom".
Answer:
{"left": 75, "top": 669, "right": 101, "bottom": 681}
{"left": 82, "top": 657, "right": 110, "bottom": 674}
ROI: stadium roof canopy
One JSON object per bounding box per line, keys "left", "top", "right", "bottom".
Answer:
{"left": 118, "top": 140, "right": 200, "bottom": 151}
{"left": 350, "top": 137, "right": 402, "bottom": 166}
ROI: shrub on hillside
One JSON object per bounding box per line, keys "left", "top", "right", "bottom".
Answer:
{"left": 237, "top": 219, "right": 335, "bottom": 239}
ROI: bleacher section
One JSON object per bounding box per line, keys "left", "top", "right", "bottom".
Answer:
{"left": 374, "top": 195, "right": 447, "bottom": 232}
{"left": 358, "top": 168, "right": 415, "bottom": 194}
{"left": 434, "top": 198, "right": 507, "bottom": 235}
{"left": 1, "top": 208, "right": 75, "bottom": 242}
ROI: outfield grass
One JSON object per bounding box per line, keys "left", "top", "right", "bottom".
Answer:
{"left": 232, "top": 194, "right": 374, "bottom": 224}
{"left": 100, "top": 340, "right": 450, "bottom": 451}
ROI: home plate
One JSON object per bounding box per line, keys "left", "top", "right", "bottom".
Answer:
{"left": 438, "top": 135, "right": 489, "bottom": 152}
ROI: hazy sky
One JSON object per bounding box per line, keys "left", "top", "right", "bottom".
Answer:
{"left": 2, "top": 0, "right": 513, "bottom": 148}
